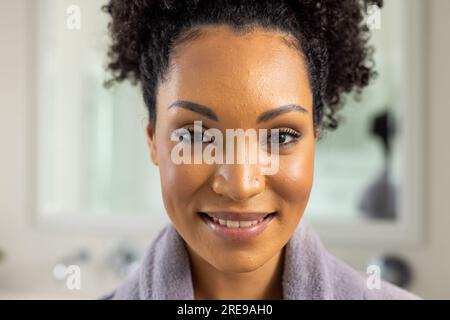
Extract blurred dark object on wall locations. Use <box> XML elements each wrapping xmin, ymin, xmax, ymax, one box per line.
<box><xmin>359</xmin><ymin>109</ymin><xmax>397</xmax><ymax>220</ymax></box>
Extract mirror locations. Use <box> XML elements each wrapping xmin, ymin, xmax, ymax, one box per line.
<box><xmin>309</xmin><ymin>0</ymin><xmax>404</xmax><ymax>223</ymax></box>
<box><xmin>34</xmin><ymin>0</ymin><xmax>425</xmax><ymax>244</ymax></box>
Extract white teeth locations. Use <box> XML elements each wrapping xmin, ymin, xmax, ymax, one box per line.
<box><xmin>239</xmin><ymin>220</ymin><xmax>253</xmax><ymax>228</ymax></box>
<box><xmin>209</xmin><ymin>216</ymin><xmax>264</xmax><ymax>228</ymax></box>
<box><xmin>227</xmin><ymin>220</ymin><xmax>240</xmax><ymax>228</ymax></box>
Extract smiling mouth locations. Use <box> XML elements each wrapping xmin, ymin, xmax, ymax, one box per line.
<box><xmin>198</xmin><ymin>211</ymin><xmax>276</xmax><ymax>229</ymax></box>
<box><xmin>198</xmin><ymin>211</ymin><xmax>276</xmax><ymax>241</ymax></box>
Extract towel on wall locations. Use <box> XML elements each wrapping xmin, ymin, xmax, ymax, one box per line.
<box><xmin>102</xmin><ymin>220</ymin><xmax>420</xmax><ymax>300</ymax></box>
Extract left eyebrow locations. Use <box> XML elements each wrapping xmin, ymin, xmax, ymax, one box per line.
<box><xmin>168</xmin><ymin>100</ymin><xmax>219</xmax><ymax>122</ymax></box>
<box><xmin>256</xmin><ymin>104</ymin><xmax>308</xmax><ymax>123</ymax></box>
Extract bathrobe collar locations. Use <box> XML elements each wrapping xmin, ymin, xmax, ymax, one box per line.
<box><xmin>108</xmin><ymin>219</ymin><xmax>419</xmax><ymax>300</ymax></box>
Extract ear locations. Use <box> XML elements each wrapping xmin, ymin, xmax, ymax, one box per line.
<box><xmin>146</xmin><ymin>123</ymin><xmax>159</xmax><ymax>166</ymax></box>
<box><xmin>313</xmin><ymin>127</ymin><xmax>321</xmax><ymax>142</ymax></box>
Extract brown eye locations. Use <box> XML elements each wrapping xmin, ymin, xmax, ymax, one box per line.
<box><xmin>187</xmin><ymin>128</ymin><xmax>215</xmax><ymax>144</ymax></box>
<box><xmin>268</xmin><ymin>128</ymin><xmax>301</xmax><ymax>147</ymax></box>
<box><xmin>278</xmin><ymin>133</ymin><xmax>289</xmax><ymax>144</ymax></box>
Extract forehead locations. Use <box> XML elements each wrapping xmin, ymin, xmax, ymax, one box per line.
<box><xmin>159</xmin><ymin>25</ymin><xmax>313</xmax><ymax>118</ymax></box>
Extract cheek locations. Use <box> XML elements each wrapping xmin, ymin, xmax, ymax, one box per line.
<box><xmin>160</xmin><ymin>163</ymin><xmax>211</xmax><ymax>200</ymax></box>
<box><xmin>157</xmin><ymin>143</ymin><xmax>213</xmax><ymax>216</ymax></box>
<box><xmin>271</xmin><ymin>143</ymin><xmax>315</xmax><ymax>209</ymax></box>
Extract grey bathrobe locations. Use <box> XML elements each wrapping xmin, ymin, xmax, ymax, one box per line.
<box><xmin>103</xmin><ymin>220</ymin><xmax>420</xmax><ymax>300</ymax></box>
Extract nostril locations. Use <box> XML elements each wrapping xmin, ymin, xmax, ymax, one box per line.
<box><xmin>210</xmin><ymin>174</ymin><xmax>226</xmax><ymax>195</ymax></box>
<box><xmin>210</xmin><ymin>166</ymin><xmax>266</xmax><ymax>199</ymax></box>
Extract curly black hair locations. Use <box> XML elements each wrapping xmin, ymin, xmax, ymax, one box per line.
<box><xmin>103</xmin><ymin>0</ymin><xmax>383</xmax><ymax>134</ymax></box>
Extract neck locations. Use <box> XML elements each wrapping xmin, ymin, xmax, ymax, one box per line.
<box><xmin>187</xmin><ymin>246</ymin><xmax>285</xmax><ymax>300</ymax></box>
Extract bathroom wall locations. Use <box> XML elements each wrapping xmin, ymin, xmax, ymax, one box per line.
<box><xmin>0</xmin><ymin>0</ymin><xmax>449</xmax><ymax>299</ymax></box>
<box><xmin>326</xmin><ymin>0</ymin><xmax>450</xmax><ymax>299</ymax></box>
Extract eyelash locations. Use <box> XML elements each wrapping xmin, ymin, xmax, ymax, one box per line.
<box><xmin>186</xmin><ymin>127</ymin><xmax>214</xmax><ymax>143</ymax></box>
<box><xmin>272</xmin><ymin>128</ymin><xmax>302</xmax><ymax>147</ymax></box>
<box><xmin>176</xmin><ymin>126</ymin><xmax>302</xmax><ymax>147</ymax></box>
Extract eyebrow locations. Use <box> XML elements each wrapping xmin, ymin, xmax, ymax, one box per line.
<box><xmin>169</xmin><ymin>101</ymin><xmax>219</xmax><ymax>121</ymax></box>
<box><xmin>168</xmin><ymin>100</ymin><xmax>308</xmax><ymax>123</ymax></box>
<box><xmin>256</xmin><ymin>104</ymin><xmax>308</xmax><ymax>123</ymax></box>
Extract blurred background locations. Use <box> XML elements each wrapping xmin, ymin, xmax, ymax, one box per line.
<box><xmin>0</xmin><ymin>0</ymin><xmax>449</xmax><ymax>299</ymax></box>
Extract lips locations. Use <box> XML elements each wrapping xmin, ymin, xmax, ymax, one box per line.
<box><xmin>198</xmin><ymin>211</ymin><xmax>276</xmax><ymax>242</ymax></box>
<box><xmin>203</xmin><ymin>211</ymin><xmax>271</xmax><ymax>221</ymax></box>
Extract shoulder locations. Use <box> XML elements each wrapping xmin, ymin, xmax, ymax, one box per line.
<box><xmin>99</xmin><ymin>224</ymin><xmax>176</xmax><ymax>300</ymax></box>
<box><xmin>325</xmin><ymin>252</ymin><xmax>421</xmax><ymax>300</ymax></box>
<box><xmin>284</xmin><ymin>220</ymin><xmax>421</xmax><ymax>300</ymax></box>
<box><xmin>99</xmin><ymin>270</ymin><xmax>141</xmax><ymax>300</ymax></box>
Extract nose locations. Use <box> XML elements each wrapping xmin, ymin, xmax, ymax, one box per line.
<box><xmin>210</xmin><ymin>163</ymin><xmax>266</xmax><ymax>202</ymax></box>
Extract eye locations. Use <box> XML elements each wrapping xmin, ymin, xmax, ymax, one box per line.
<box><xmin>267</xmin><ymin>128</ymin><xmax>302</xmax><ymax>147</ymax></box>
<box><xmin>173</xmin><ymin>126</ymin><xmax>215</xmax><ymax>144</ymax></box>
<box><xmin>187</xmin><ymin>128</ymin><xmax>215</xmax><ymax>144</ymax></box>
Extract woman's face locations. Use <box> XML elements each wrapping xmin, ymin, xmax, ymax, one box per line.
<box><xmin>147</xmin><ymin>25</ymin><xmax>316</xmax><ymax>273</ymax></box>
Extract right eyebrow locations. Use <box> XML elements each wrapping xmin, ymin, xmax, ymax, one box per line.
<box><xmin>256</xmin><ymin>104</ymin><xmax>308</xmax><ymax>123</ymax></box>
<box><xmin>168</xmin><ymin>100</ymin><xmax>219</xmax><ymax>122</ymax></box>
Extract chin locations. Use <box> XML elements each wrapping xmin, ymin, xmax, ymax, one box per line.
<box><xmin>208</xmin><ymin>251</ymin><xmax>272</xmax><ymax>274</ymax></box>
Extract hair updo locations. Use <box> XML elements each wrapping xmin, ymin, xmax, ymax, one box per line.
<box><xmin>103</xmin><ymin>0</ymin><xmax>383</xmax><ymax>134</ymax></box>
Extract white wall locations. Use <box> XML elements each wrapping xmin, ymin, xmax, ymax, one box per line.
<box><xmin>0</xmin><ymin>2</ymin><xmax>149</xmax><ymax>299</ymax></box>
<box><xmin>326</xmin><ymin>0</ymin><xmax>450</xmax><ymax>299</ymax></box>
<box><xmin>0</xmin><ymin>0</ymin><xmax>449</xmax><ymax>299</ymax></box>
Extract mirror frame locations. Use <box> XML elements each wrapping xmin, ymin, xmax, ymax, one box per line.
<box><xmin>311</xmin><ymin>0</ymin><xmax>426</xmax><ymax>246</ymax></box>
<box><xmin>29</xmin><ymin>0</ymin><xmax>426</xmax><ymax>246</ymax></box>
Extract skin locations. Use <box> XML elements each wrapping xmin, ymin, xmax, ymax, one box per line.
<box><xmin>146</xmin><ymin>24</ymin><xmax>317</xmax><ymax>300</ymax></box>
